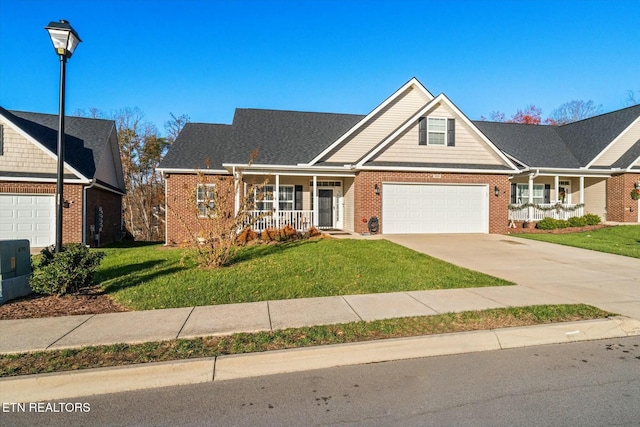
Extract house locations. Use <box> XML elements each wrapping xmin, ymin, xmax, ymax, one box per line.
<box><xmin>0</xmin><ymin>107</ymin><xmax>126</xmax><ymax>248</ymax></box>
<box><xmin>158</xmin><ymin>78</ymin><xmax>640</xmax><ymax>244</ymax></box>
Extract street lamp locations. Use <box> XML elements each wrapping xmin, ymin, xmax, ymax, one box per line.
<box><xmin>45</xmin><ymin>20</ymin><xmax>81</xmax><ymax>252</ymax></box>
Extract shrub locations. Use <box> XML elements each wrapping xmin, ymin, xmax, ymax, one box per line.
<box><xmin>30</xmin><ymin>244</ymin><xmax>105</xmax><ymax>296</ymax></box>
<box><xmin>583</xmin><ymin>213</ymin><xmax>601</xmax><ymax>226</ymax></box>
<box><xmin>568</xmin><ymin>216</ymin><xmax>588</xmax><ymax>227</ymax></box>
<box><xmin>261</xmin><ymin>228</ymin><xmax>279</xmax><ymax>242</ymax></box>
<box><xmin>306</xmin><ymin>226</ymin><xmax>321</xmax><ymax>238</ymax></box>
<box><xmin>278</xmin><ymin>225</ymin><xmax>298</xmax><ymax>242</ymax></box>
<box><xmin>536</xmin><ymin>217</ymin><xmax>558</xmax><ymax>230</ymax></box>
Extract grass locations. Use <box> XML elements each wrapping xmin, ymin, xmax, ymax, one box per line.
<box><xmin>0</xmin><ymin>304</ymin><xmax>611</xmax><ymax>377</ymax></box>
<box><xmin>516</xmin><ymin>225</ymin><xmax>640</xmax><ymax>259</ymax></box>
<box><xmin>96</xmin><ymin>239</ymin><xmax>513</xmax><ymax>310</ymax></box>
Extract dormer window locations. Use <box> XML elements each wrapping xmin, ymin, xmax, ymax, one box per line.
<box><xmin>418</xmin><ymin>117</ymin><xmax>455</xmax><ymax>146</ymax></box>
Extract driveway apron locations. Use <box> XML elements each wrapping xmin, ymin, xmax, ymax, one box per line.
<box><xmin>384</xmin><ymin>234</ymin><xmax>640</xmax><ymax>320</ymax></box>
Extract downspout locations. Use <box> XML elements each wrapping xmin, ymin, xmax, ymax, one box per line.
<box><xmin>82</xmin><ymin>179</ymin><xmax>97</xmax><ymax>247</ymax></box>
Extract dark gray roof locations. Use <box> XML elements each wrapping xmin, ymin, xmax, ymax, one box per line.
<box><xmin>1</xmin><ymin>107</ymin><xmax>116</xmax><ymax>180</ymax></box>
<box><xmin>159</xmin><ymin>123</ymin><xmax>232</xmax><ymax>170</ymax></box>
<box><xmin>474</xmin><ymin>104</ymin><xmax>640</xmax><ymax>169</ymax></box>
<box><xmin>473</xmin><ymin>121</ymin><xmax>581</xmax><ymax>168</ymax></box>
<box><xmin>555</xmin><ymin>104</ymin><xmax>640</xmax><ymax>165</ymax></box>
<box><xmin>160</xmin><ymin>109</ymin><xmax>364</xmax><ymax>169</ymax></box>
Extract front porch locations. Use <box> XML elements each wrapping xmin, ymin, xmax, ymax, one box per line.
<box><xmin>508</xmin><ymin>172</ymin><xmax>607</xmax><ymax>222</ymax></box>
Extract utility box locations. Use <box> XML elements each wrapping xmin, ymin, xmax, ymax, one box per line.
<box><xmin>0</xmin><ymin>239</ymin><xmax>32</xmax><ymax>304</ymax></box>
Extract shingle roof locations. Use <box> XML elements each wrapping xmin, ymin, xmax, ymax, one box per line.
<box><xmin>159</xmin><ymin>109</ymin><xmax>364</xmax><ymax>169</ymax></box>
<box><xmin>1</xmin><ymin>107</ymin><xmax>116</xmax><ymax>180</ymax></box>
<box><xmin>473</xmin><ymin>121</ymin><xmax>582</xmax><ymax>168</ymax></box>
<box><xmin>611</xmin><ymin>139</ymin><xmax>640</xmax><ymax>169</ymax></box>
<box><xmin>474</xmin><ymin>104</ymin><xmax>640</xmax><ymax>169</ymax></box>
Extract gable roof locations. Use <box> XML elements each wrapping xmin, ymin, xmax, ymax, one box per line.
<box><xmin>0</xmin><ymin>107</ymin><xmax>121</xmax><ymax>186</ymax></box>
<box><xmin>159</xmin><ymin>109</ymin><xmax>364</xmax><ymax>170</ymax></box>
<box><xmin>474</xmin><ymin>103</ymin><xmax>640</xmax><ymax>170</ymax></box>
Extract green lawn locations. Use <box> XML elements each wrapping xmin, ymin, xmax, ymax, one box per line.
<box><xmin>96</xmin><ymin>239</ymin><xmax>513</xmax><ymax>310</ymax></box>
<box><xmin>516</xmin><ymin>225</ymin><xmax>640</xmax><ymax>258</ymax></box>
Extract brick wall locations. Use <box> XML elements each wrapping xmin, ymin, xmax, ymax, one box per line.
<box><xmin>0</xmin><ymin>181</ymin><xmax>84</xmax><ymax>244</ymax></box>
<box><xmin>606</xmin><ymin>173</ymin><xmax>640</xmax><ymax>223</ymax></box>
<box><xmin>165</xmin><ymin>173</ymin><xmax>235</xmax><ymax>245</ymax></box>
<box><xmin>85</xmin><ymin>187</ymin><xmax>123</xmax><ymax>246</ymax></box>
<box><xmin>353</xmin><ymin>171</ymin><xmax>510</xmax><ymax>234</ymax></box>
<box><xmin>0</xmin><ymin>181</ymin><xmax>123</xmax><ymax>245</ymax></box>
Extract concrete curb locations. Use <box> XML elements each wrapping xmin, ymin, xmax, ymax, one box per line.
<box><xmin>2</xmin><ymin>316</ymin><xmax>639</xmax><ymax>403</ymax></box>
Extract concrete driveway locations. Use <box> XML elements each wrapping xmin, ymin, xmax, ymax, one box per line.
<box><xmin>384</xmin><ymin>234</ymin><xmax>640</xmax><ymax>320</ymax></box>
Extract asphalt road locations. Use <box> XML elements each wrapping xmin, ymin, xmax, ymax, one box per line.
<box><xmin>3</xmin><ymin>336</ymin><xmax>639</xmax><ymax>427</ymax></box>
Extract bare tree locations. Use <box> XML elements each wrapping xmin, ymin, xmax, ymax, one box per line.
<box><xmin>550</xmin><ymin>100</ymin><xmax>602</xmax><ymax>125</ymax></box>
<box><xmin>626</xmin><ymin>90</ymin><xmax>639</xmax><ymax>106</ymax></box>
<box><xmin>165</xmin><ymin>113</ymin><xmax>190</xmax><ymax>144</ymax></box>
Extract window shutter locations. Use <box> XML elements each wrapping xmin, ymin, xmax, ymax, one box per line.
<box><xmin>418</xmin><ymin>117</ymin><xmax>426</xmax><ymax>145</ymax></box>
<box><xmin>295</xmin><ymin>185</ymin><xmax>303</xmax><ymax>210</ymax></box>
<box><xmin>544</xmin><ymin>184</ymin><xmax>551</xmax><ymax>203</ymax></box>
<box><xmin>447</xmin><ymin>119</ymin><xmax>455</xmax><ymax>146</ymax></box>
<box><xmin>510</xmin><ymin>183</ymin><xmax>517</xmax><ymax>204</ymax></box>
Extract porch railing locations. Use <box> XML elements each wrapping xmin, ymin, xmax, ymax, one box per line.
<box><xmin>246</xmin><ymin>210</ymin><xmax>314</xmax><ymax>232</ymax></box>
<box><xmin>508</xmin><ymin>204</ymin><xmax>584</xmax><ymax>221</ymax></box>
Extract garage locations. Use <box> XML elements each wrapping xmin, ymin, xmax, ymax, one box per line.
<box><xmin>0</xmin><ymin>194</ymin><xmax>55</xmax><ymax>247</ymax></box>
<box><xmin>382</xmin><ymin>183</ymin><xmax>489</xmax><ymax>234</ymax></box>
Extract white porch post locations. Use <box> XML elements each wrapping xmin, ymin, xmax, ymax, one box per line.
<box><xmin>554</xmin><ymin>175</ymin><xmax>559</xmax><ymax>203</ymax></box>
<box><xmin>233</xmin><ymin>166</ymin><xmax>240</xmax><ymax>215</ymax></box>
<box><xmin>579</xmin><ymin>176</ymin><xmax>585</xmax><ymax>204</ymax></box>
<box><xmin>528</xmin><ymin>173</ymin><xmax>534</xmax><ymax>221</ymax></box>
<box><xmin>313</xmin><ymin>175</ymin><xmax>319</xmax><ymax>227</ymax></box>
<box><xmin>274</xmin><ymin>174</ymin><xmax>280</xmax><ymax>229</ymax></box>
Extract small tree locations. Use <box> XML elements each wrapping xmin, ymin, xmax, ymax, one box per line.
<box><xmin>167</xmin><ymin>153</ymin><xmax>270</xmax><ymax>268</ymax></box>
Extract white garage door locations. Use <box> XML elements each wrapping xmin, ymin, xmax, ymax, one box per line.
<box><xmin>382</xmin><ymin>183</ymin><xmax>489</xmax><ymax>234</ymax></box>
<box><xmin>0</xmin><ymin>194</ymin><xmax>55</xmax><ymax>247</ymax></box>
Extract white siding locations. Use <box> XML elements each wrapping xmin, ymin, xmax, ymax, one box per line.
<box><xmin>324</xmin><ymin>87</ymin><xmax>431</xmax><ymax>163</ymax></box>
<box><xmin>375</xmin><ymin>103</ymin><xmax>507</xmax><ymax>166</ymax></box>
<box><xmin>593</xmin><ymin>120</ymin><xmax>640</xmax><ymax>167</ymax></box>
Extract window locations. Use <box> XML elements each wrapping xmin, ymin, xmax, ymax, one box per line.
<box><xmin>418</xmin><ymin>117</ymin><xmax>455</xmax><ymax>146</ymax></box>
<box><xmin>255</xmin><ymin>185</ymin><xmax>295</xmax><ymax>211</ymax></box>
<box><xmin>196</xmin><ymin>184</ymin><xmax>215</xmax><ymax>217</ymax></box>
<box><xmin>514</xmin><ymin>184</ymin><xmax>550</xmax><ymax>204</ymax></box>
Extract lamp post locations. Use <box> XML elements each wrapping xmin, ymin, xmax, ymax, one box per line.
<box><xmin>45</xmin><ymin>20</ymin><xmax>81</xmax><ymax>253</ymax></box>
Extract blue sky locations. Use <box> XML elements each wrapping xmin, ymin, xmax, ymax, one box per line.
<box><xmin>1</xmin><ymin>0</ymin><xmax>639</xmax><ymax>136</ymax></box>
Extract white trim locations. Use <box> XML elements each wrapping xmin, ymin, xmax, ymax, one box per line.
<box><xmin>307</xmin><ymin>78</ymin><xmax>434</xmax><ymax>166</ymax></box>
<box><xmin>626</xmin><ymin>155</ymin><xmax>640</xmax><ymax>172</ymax></box>
<box><xmin>356</xmin><ymin>93</ymin><xmax>519</xmax><ymax>171</ymax></box>
<box><xmin>586</xmin><ymin>115</ymin><xmax>640</xmax><ymax>168</ymax></box>
<box><xmin>157</xmin><ymin>167</ymin><xmax>229</xmax><ymax>175</ymax></box>
<box><xmin>358</xmin><ymin>165</ymin><xmax>515</xmax><ymax>174</ymax></box>
<box><xmin>0</xmin><ymin>176</ymin><xmax>90</xmax><ymax>184</ymax></box>
<box><xmin>0</xmin><ymin>111</ymin><xmax>89</xmax><ymax>181</ymax></box>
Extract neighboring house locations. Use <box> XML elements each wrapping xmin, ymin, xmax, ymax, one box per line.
<box><xmin>158</xmin><ymin>78</ymin><xmax>640</xmax><ymax>244</ymax></box>
<box><xmin>0</xmin><ymin>107</ymin><xmax>126</xmax><ymax>248</ymax></box>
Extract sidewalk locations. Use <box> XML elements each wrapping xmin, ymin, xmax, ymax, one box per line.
<box><xmin>0</xmin><ymin>285</ymin><xmax>589</xmax><ymax>354</ymax></box>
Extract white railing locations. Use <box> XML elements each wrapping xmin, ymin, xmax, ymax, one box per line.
<box><xmin>508</xmin><ymin>204</ymin><xmax>584</xmax><ymax>221</ymax></box>
<box><xmin>246</xmin><ymin>210</ymin><xmax>314</xmax><ymax>232</ymax></box>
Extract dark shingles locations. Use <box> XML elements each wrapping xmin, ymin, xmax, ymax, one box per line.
<box><xmin>555</xmin><ymin>104</ymin><xmax>640</xmax><ymax>165</ymax></box>
<box><xmin>473</xmin><ymin>121</ymin><xmax>582</xmax><ymax>168</ymax></box>
<box><xmin>611</xmin><ymin>139</ymin><xmax>640</xmax><ymax>169</ymax></box>
<box><xmin>2</xmin><ymin>107</ymin><xmax>115</xmax><ymax>180</ymax></box>
<box><xmin>159</xmin><ymin>123</ymin><xmax>232</xmax><ymax>170</ymax></box>
<box><xmin>160</xmin><ymin>109</ymin><xmax>364</xmax><ymax>169</ymax></box>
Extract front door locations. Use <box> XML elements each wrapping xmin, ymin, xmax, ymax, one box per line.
<box><xmin>318</xmin><ymin>189</ymin><xmax>333</xmax><ymax>228</ymax></box>
<box><xmin>559</xmin><ymin>180</ymin><xmax>571</xmax><ymax>204</ymax></box>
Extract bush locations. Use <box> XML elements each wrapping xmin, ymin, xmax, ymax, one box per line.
<box><xmin>568</xmin><ymin>216</ymin><xmax>588</xmax><ymax>227</ymax></box>
<box><xmin>536</xmin><ymin>217</ymin><xmax>559</xmax><ymax>230</ymax></box>
<box><xmin>583</xmin><ymin>213</ymin><xmax>601</xmax><ymax>225</ymax></box>
<box><xmin>236</xmin><ymin>228</ymin><xmax>258</xmax><ymax>245</ymax></box>
<box><xmin>30</xmin><ymin>244</ymin><xmax>106</xmax><ymax>296</ymax></box>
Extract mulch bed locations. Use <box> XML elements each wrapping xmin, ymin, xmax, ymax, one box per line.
<box><xmin>0</xmin><ymin>286</ymin><xmax>128</xmax><ymax>320</ymax></box>
<box><xmin>506</xmin><ymin>223</ymin><xmax>610</xmax><ymax>234</ymax></box>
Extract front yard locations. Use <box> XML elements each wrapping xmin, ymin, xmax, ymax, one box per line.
<box><xmin>96</xmin><ymin>239</ymin><xmax>513</xmax><ymax>310</ymax></box>
<box><xmin>516</xmin><ymin>225</ymin><xmax>640</xmax><ymax>259</ymax></box>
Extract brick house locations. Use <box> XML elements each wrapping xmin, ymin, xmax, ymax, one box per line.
<box><xmin>0</xmin><ymin>107</ymin><xmax>126</xmax><ymax>248</ymax></box>
<box><xmin>158</xmin><ymin>78</ymin><xmax>640</xmax><ymax>244</ymax></box>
